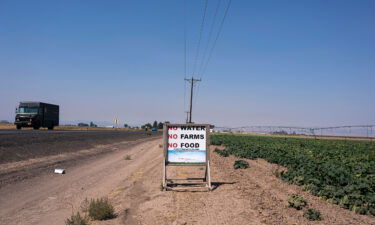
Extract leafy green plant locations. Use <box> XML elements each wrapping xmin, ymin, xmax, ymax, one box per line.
<box><xmin>233</xmin><ymin>160</ymin><xmax>249</xmax><ymax>169</ymax></box>
<box><xmin>65</xmin><ymin>212</ymin><xmax>89</xmax><ymax>225</ymax></box>
<box><xmin>214</xmin><ymin>148</ymin><xmax>230</xmax><ymax>157</ymax></box>
<box><xmin>352</xmin><ymin>205</ymin><xmax>368</xmax><ymax>215</ymax></box>
<box><xmin>211</xmin><ymin>134</ymin><xmax>375</xmax><ymax>215</ymax></box>
<box><xmin>88</xmin><ymin>197</ymin><xmax>116</xmax><ymax>220</ymax></box>
<box><xmin>303</xmin><ymin>209</ymin><xmax>322</xmax><ymax>221</ymax></box>
<box><xmin>288</xmin><ymin>194</ymin><xmax>307</xmax><ymax>210</ymax></box>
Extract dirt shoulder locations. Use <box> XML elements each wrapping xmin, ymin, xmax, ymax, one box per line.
<box><xmin>0</xmin><ymin>137</ymin><xmax>162</xmax><ymax>225</ymax></box>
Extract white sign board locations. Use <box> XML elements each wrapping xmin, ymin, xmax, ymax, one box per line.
<box><xmin>167</xmin><ymin>125</ymin><xmax>207</xmax><ymax>164</ymax></box>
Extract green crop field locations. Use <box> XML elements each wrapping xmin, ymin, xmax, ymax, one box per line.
<box><xmin>211</xmin><ymin>134</ymin><xmax>375</xmax><ymax>216</ymax></box>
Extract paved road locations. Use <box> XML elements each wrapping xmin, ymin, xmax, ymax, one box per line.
<box><xmin>0</xmin><ymin>129</ymin><xmax>153</xmax><ymax>134</ymax></box>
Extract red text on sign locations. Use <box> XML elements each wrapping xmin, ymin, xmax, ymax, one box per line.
<box><xmin>168</xmin><ymin>143</ymin><xmax>178</xmax><ymax>148</ymax></box>
<box><xmin>168</xmin><ymin>134</ymin><xmax>178</xmax><ymax>139</ymax></box>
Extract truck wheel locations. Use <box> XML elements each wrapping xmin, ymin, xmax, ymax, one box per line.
<box><xmin>16</xmin><ymin>125</ymin><xmax>21</xmax><ymax>130</ymax></box>
<box><xmin>48</xmin><ymin>126</ymin><xmax>54</xmax><ymax>130</ymax></box>
<box><xmin>33</xmin><ymin>126</ymin><xmax>40</xmax><ymax>130</ymax></box>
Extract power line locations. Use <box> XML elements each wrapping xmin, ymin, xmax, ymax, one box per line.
<box><xmin>183</xmin><ymin>0</ymin><xmax>188</xmax><ymax>114</ymax></box>
<box><xmin>200</xmin><ymin>0</ymin><xmax>232</xmax><ymax>78</ymax></box>
<box><xmin>193</xmin><ymin>80</ymin><xmax>201</xmax><ymax>108</ymax></box>
<box><xmin>190</xmin><ymin>0</ymin><xmax>223</xmax><ymax>110</ymax></box>
<box><xmin>192</xmin><ymin>0</ymin><xmax>209</xmax><ymax>76</ymax></box>
<box><xmin>184</xmin><ymin>0</ymin><xmax>188</xmax><ymax>79</ymax></box>
<box><xmin>182</xmin><ymin>0</ymin><xmax>232</xmax><ymax>122</ymax></box>
<box><xmin>198</xmin><ymin>0</ymin><xmax>223</xmax><ymax>76</ymax></box>
<box><xmin>193</xmin><ymin>0</ymin><xmax>231</xmax><ymax>117</ymax></box>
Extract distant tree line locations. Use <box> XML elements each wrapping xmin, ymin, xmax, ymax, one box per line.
<box><xmin>123</xmin><ymin>124</ymin><xmax>140</xmax><ymax>129</ymax></box>
<box><xmin>77</xmin><ymin>122</ymin><xmax>97</xmax><ymax>127</ymax></box>
<box><xmin>75</xmin><ymin>121</ymin><xmax>169</xmax><ymax>130</ymax></box>
<box><xmin>272</xmin><ymin>130</ymin><xmax>297</xmax><ymax>135</ymax></box>
<box><xmin>141</xmin><ymin>121</ymin><xmax>169</xmax><ymax>130</ymax></box>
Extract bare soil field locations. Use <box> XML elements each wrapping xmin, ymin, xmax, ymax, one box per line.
<box><xmin>0</xmin><ymin>130</ymin><xmax>160</xmax><ymax>186</ymax></box>
<box><xmin>1</xmin><ymin>136</ymin><xmax>374</xmax><ymax>225</ymax></box>
<box><xmin>0</xmin><ymin>130</ymin><xmax>159</xmax><ymax>164</ymax></box>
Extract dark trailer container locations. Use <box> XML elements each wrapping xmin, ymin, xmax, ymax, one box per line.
<box><xmin>15</xmin><ymin>102</ymin><xmax>59</xmax><ymax>130</ymax></box>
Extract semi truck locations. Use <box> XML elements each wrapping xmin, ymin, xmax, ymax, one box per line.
<box><xmin>15</xmin><ymin>102</ymin><xmax>59</xmax><ymax>130</ymax></box>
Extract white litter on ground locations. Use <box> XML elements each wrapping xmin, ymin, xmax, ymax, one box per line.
<box><xmin>54</xmin><ymin>169</ymin><xmax>65</xmax><ymax>174</ymax></box>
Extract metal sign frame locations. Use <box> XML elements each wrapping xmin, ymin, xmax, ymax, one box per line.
<box><xmin>162</xmin><ymin>123</ymin><xmax>212</xmax><ymax>191</ymax></box>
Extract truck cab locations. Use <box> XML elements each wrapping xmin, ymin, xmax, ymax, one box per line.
<box><xmin>15</xmin><ymin>102</ymin><xmax>59</xmax><ymax>130</ymax></box>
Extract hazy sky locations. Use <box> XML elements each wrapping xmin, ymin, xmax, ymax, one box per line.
<box><xmin>1</xmin><ymin>0</ymin><xmax>374</xmax><ymax>127</ymax></box>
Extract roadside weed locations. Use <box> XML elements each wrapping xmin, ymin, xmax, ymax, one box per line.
<box><xmin>288</xmin><ymin>194</ymin><xmax>307</xmax><ymax>210</ymax></box>
<box><xmin>233</xmin><ymin>160</ymin><xmax>249</xmax><ymax>169</ymax></box>
<box><xmin>88</xmin><ymin>197</ymin><xmax>116</xmax><ymax>220</ymax></box>
<box><xmin>303</xmin><ymin>209</ymin><xmax>322</xmax><ymax>221</ymax></box>
<box><xmin>65</xmin><ymin>212</ymin><xmax>89</xmax><ymax>225</ymax></box>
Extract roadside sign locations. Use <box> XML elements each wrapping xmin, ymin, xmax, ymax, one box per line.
<box><xmin>167</xmin><ymin>125</ymin><xmax>207</xmax><ymax>164</ymax></box>
<box><xmin>163</xmin><ymin>123</ymin><xmax>211</xmax><ymax>191</ymax></box>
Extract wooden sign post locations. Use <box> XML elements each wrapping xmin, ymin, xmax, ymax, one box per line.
<box><xmin>162</xmin><ymin>123</ymin><xmax>211</xmax><ymax>191</ymax></box>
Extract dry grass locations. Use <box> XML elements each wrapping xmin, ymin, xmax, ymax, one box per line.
<box><xmin>88</xmin><ymin>197</ymin><xmax>116</xmax><ymax>220</ymax></box>
<box><xmin>0</xmin><ymin>124</ymin><xmax>14</xmax><ymax>129</ymax></box>
<box><xmin>65</xmin><ymin>212</ymin><xmax>89</xmax><ymax>225</ymax></box>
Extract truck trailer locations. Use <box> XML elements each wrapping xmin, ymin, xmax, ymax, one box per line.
<box><xmin>15</xmin><ymin>102</ymin><xmax>59</xmax><ymax>130</ymax></box>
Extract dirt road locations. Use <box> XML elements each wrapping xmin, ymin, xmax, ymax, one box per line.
<box><xmin>1</xmin><ymin>137</ymin><xmax>374</xmax><ymax>225</ymax></box>
<box><xmin>0</xmin><ymin>136</ymin><xmax>161</xmax><ymax>225</ymax></box>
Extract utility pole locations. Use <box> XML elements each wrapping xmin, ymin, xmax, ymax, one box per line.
<box><xmin>185</xmin><ymin>76</ymin><xmax>201</xmax><ymax>123</ymax></box>
<box><xmin>185</xmin><ymin>111</ymin><xmax>190</xmax><ymax>123</ymax></box>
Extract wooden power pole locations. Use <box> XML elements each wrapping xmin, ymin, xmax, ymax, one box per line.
<box><xmin>185</xmin><ymin>77</ymin><xmax>201</xmax><ymax>123</ymax></box>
